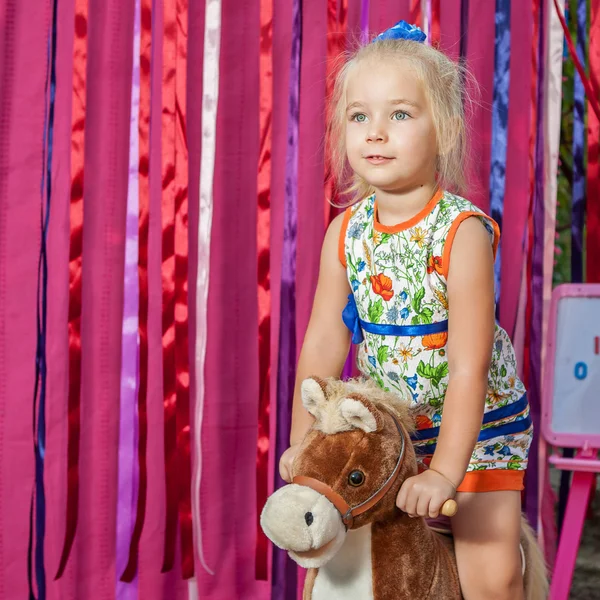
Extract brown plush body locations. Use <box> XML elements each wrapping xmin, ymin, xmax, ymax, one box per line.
<box><xmin>302</xmin><ymin>518</ymin><xmax>461</xmax><ymax>600</ymax></box>
<box><xmin>261</xmin><ymin>377</ymin><xmax>547</xmax><ymax>600</ymax></box>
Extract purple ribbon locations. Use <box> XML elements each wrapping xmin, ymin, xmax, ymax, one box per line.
<box><xmin>571</xmin><ymin>0</ymin><xmax>586</xmax><ymax>282</ymax></box>
<box><xmin>525</xmin><ymin>0</ymin><xmax>546</xmax><ymax>526</ymax></box>
<box><xmin>29</xmin><ymin>1</ymin><xmax>58</xmax><ymax>595</ymax></box>
<box><xmin>460</xmin><ymin>0</ymin><xmax>469</xmax><ymax>63</ymax></box>
<box><xmin>271</xmin><ymin>0</ymin><xmax>301</xmax><ymax>597</ymax></box>
<box><xmin>116</xmin><ymin>0</ymin><xmax>141</xmax><ymax>595</ymax></box>
<box><xmin>360</xmin><ymin>0</ymin><xmax>370</xmax><ymax>44</ymax></box>
<box><xmin>489</xmin><ymin>0</ymin><xmax>511</xmax><ymax>313</ymax></box>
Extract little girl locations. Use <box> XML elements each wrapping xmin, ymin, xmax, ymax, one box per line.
<box><xmin>279</xmin><ymin>21</ymin><xmax>532</xmax><ymax>600</ymax></box>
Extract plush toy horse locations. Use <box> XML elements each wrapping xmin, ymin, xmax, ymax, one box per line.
<box><xmin>261</xmin><ymin>377</ymin><xmax>548</xmax><ymax>600</ymax></box>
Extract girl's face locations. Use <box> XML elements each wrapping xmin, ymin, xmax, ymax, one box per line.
<box><xmin>344</xmin><ymin>58</ymin><xmax>438</xmax><ymax>193</ymax></box>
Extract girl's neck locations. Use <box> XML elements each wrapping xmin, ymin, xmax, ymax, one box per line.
<box><xmin>374</xmin><ymin>181</ymin><xmax>438</xmax><ymax>227</ymax></box>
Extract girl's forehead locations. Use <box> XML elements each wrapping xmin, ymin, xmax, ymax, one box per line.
<box><xmin>345</xmin><ymin>59</ymin><xmax>425</xmax><ymax>106</ymax></box>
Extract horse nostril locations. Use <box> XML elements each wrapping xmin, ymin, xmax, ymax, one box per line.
<box><xmin>304</xmin><ymin>512</ymin><xmax>314</xmax><ymax>526</ymax></box>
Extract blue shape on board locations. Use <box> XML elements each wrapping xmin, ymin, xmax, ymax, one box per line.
<box><xmin>574</xmin><ymin>362</ymin><xmax>588</xmax><ymax>380</ymax></box>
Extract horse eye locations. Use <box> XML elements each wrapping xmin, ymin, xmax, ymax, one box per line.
<box><xmin>348</xmin><ymin>470</ymin><xmax>365</xmax><ymax>487</ymax></box>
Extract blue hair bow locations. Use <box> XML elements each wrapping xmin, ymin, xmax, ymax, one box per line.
<box><xmin>373</xmin><ymin>20</ymin><xmax>426</xmax><ymax>44</ymax></box>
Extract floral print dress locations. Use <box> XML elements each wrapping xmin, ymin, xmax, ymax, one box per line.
<box><xmin>340</xmin><ymin>188</ymin><xmax>532</xmax><ymax>492</ymax></box>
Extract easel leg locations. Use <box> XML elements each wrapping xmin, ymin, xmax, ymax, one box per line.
<box><xmin>557</xmin><ymin>449</ymin><xmax>574</xmax><ymax>532</ymax></box>
<box><xmin>549</xmin><ymin>471</ymin><xmax>595</xmax><ymax>600</ymax></box>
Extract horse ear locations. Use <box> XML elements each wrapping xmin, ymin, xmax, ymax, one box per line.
<box><xmin>339</xmin><ymin>395</ymin><xmax>384</xmax><ymax>433</ymax></box>
<box><xmin>300</xmin><ymin>377</ymin><xmax>329</xmax><ymax>419</ymax></box>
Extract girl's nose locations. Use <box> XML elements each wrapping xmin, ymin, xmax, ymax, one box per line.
<box><xmin>366</xmin><ymin>121</ymin><xmax>388</xmax><ymax>143</ymax></box>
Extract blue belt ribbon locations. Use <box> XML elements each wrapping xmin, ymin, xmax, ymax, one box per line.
<box><xmin>411</xmin><ymin>394</ymin><xmax>529</xmax><ymax>442</ymax></box>
<box><xmin>414</xmin><ymin>416</ymin><xmax>532</xmax><ymax>455</ymax></box>
<box><xmin>342</xmin><ymin>293</ymin><xmax>448</xmax><ymax>344</ymax></box>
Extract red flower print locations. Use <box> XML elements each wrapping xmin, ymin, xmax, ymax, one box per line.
<box><xmin>416</xmin><ymin>415</ymin><xmax>434</xmax><ymax>430</ymax></box>
<box><xmin>427</xmin><ymin>255</ymin><xmax>443</xmax><ymax>275</ymax></box>
<box><xmin>370</xmin><ymin>273</ymin><xmax>394</xmax><ymax>301</ymax></box>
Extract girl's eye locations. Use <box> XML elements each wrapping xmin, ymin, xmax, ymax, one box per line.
<box><xmin>392</xmin><ymin>111</ymin><xmax>409</xmax><ymax>121</ymax></box>
<box><xmin>352</xmin><ymin>113</ymin><xmax>367</xmax><ymax>123</ymax></box>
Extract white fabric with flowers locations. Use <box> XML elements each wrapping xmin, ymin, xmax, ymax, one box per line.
<box><xmin>340</xmin><ymin>189</ymin><xmax>532</xmax><ymax>475</ymax></box>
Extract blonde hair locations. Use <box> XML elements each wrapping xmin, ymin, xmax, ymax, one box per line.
<box><xmin>327</xmin><ymin>38</ymin><xmax>474</xmax><ymax>206</ymax></box>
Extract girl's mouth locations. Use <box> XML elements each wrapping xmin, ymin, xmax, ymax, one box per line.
<box><xmin>365</xmin><ymin>155</ymin><xmax>394</xmax><ymax>165</ymax></box>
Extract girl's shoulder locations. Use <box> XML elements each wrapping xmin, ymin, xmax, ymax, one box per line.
<box><xmin>348</xmin><ymin>193</ymin><xmax>376</xmax><ymax>220</ymax></box>
<box><xmin>435</xmin><ymin>191</ymin><xmax>500</xmax><ymax>277</ymax></box>
<box><xmin>337</xmin><ymin>194</ymin><xmax>375</xmax><ymax>267</ymax></box>
<box><xmin>343</xmin><ymin>194</ymin><xmax>376</xmax><ymax>235</ymax></box>
<box><xmin>437</xmin><ymin>191</ymin><xmax>487</xmax><ymax>218</ymax></box>
<box><xmin>435</xmin><ymin>191</ymin><xmax>498</xmax><ymax>238</ymax></box>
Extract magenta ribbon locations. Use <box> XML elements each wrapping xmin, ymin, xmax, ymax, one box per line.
<box><xmin>341</xmin><ymin>0</ymin><xmax>369</xmax><ymax>380</ymax></box>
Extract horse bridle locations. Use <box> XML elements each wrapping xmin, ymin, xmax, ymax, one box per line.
<box><xmin>292</xmin><ymin>409</ymin><xmax>406</xmax><ymax>529</ymax></box>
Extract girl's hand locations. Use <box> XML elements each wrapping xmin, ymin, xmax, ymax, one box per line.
<box><xmin>279</xmin><ymin>443</ymin><xmax>302</xmax><ymax>483</ymax></box>
<box><xmin>396</xmin><ymin>469</ymin><xmax>457</xmax><ymax>518</ymax></box>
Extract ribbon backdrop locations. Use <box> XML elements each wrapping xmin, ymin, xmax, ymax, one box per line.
<box><xmin>0</xmin><ymin>0</ymin><xmax>591</xmax><ymax>598</ymax></box>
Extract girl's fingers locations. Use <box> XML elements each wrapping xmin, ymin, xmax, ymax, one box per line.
<box><xmin>404</xmin><ymin>487</ymin><xmax>419</xmax><ymax>517</ymax></box>
<box><xmin>396</xmin><ymin>480</ymin><xmax>409</xmax><ymax>511</ymax></box>
<box><xmin>416</xmin><ymin>493</ymin><xmax>431</xmax><ymax>518</ymax></box>
<box><xmin>428</xmin><ymin>495</ymin><xmax>445</xmax><ymax>519</ymax></box>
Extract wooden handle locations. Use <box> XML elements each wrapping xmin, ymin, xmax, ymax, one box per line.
<box><xmin>440</xmin><ymin>499</ymin><xmax>458</xmax><ymax>517</ymax></box>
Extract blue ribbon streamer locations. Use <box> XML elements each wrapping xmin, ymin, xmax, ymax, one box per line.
<box><xmin>489</xmin><ymin>0</ymin><xmax>511</xmax><ymax>314</ymax></box>
<box><xmin>571</xmin><ymin>0</ymin><xmax>586</xmax><ymax>282</ymax></box>
<box><xmin>342</xmin><ymin>294</ymin><xmax>448</xmax><ymax>344</ymax></box>
<box><xmin>28</xmin><ymin>1</ymin><xmax>57</xmax><ymax>598</ymax></box>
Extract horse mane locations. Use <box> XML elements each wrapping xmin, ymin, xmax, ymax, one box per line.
<box><xmin>322</xmin><ymin>377</ymin><xmax>416</xmax><ymax>435</ymax></box>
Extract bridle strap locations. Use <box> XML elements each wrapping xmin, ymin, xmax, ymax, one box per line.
<box><xmin>292</xmin><ymin>410</ymin><xmax>406</xmax><ymax>529</ymax></box>
<box><xmin>292</xmin><ymin>476</ymin><xmax>353</xmax><ymax>525</ymax></box>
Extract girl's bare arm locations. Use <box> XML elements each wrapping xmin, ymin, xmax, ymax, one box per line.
<box><xmin>289</xmin><ymin>212</ymin><xmax>352</xmax><ymax>445</ymax></box>
<box><xmin>430</xmin><ymin>217</ymin><xmax>495</xmax><ymax>486</ymax></box>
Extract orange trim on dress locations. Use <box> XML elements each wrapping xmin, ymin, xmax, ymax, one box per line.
<box><xmin>373</xmin><ymin>188</ymin><xmax>444</xmax><ymax>233</ymax></box>
<box><xmin>338</xmin><ymin>206</ymin><xmax>353</xmax><ymax>267</ymax></box>
<box><xmin>457</xmin><ymin>469</ymin><xmax>525</xmax><ymax>493</ymax></box>
<box><xmin>441</xmin><ymin>211</ymin><xmax>500</xmax><ymax>279</ymax></box>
